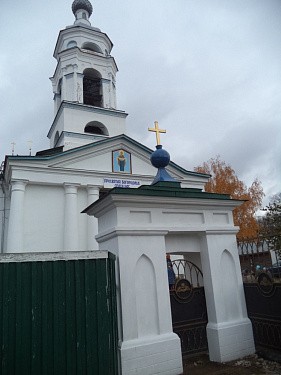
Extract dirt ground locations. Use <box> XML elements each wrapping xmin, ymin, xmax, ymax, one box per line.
<box><xmin>182</xmin><ymin>354</ymin><xmax>281</xmax><ymax>375</ymax></box>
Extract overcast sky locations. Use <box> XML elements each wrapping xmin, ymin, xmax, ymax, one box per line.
<box><xmin>1</xmin><ymin>0</ymin><xmax>280</xmax><ymax>206</ymax></box>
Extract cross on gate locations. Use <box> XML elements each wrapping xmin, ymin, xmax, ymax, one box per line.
<box><xmin>148</xmin><ymin>121</ymin><xmax>166</xmax><ymax>146</ymax></box>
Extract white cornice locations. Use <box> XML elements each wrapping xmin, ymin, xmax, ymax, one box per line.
<box><xmin>0</xmin><ymin>251</ymin><xmax>107</xmax><ymax>263</ymax></box>
<box><xmin>48</xmin><ymin>101</ymin><xmax>128</xmax><ymax>139</ymax></box>
<box><xmin>95</xmin><ymin>226</ymin><xmax>239</xmax><ymax>243</ymax></box>
<box><xmin>96</xmin><ymin>228</ymin><xmax>170</xmax><ymax>242</ymax></box>
<box><xmin>89</xmin><ymin>194</ymin><xmax>243</xmax><ymax>218</ymax></box>
<box><xmin>5</xmin><ymin>165</ymin><xmax>154</xmax><ymax>187</ymax></box>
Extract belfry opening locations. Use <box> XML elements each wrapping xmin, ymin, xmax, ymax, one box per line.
<box><xmin>83</xmin><ymin>68</ymin><xmax>102</xmax><ymax>107</ymax></box>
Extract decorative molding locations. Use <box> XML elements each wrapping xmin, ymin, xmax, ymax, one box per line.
<box><xmin>96</xmin><ymin>228</ymin><xmax>169</xmax><ymax>243</ymax></box>
<box><xmin>0</xmin><ymin>251</ymin><xmax>107</xmax><ymax>263</ymax></box>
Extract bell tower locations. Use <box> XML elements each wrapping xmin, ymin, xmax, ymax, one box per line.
<box><xmin>48</xmin><ymin>0</ymin><xmax>128</xmax><ymax>151</ymax></box>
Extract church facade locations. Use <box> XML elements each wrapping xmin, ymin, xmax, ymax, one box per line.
<box><xmin>0</xmin><ymin>0</ymin><xmax>209</xmax><ymax>254</ymax></box>
<box><xmin>0</xmin><ymin>2</ymin><xmax>257</xmax><ymax>373</ymax></box>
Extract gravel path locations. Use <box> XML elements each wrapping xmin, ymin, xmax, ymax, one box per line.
<box><xmin>182</xmin><ymin>354</ymin><xmax>281</xmax><ymax>375</ymax></box>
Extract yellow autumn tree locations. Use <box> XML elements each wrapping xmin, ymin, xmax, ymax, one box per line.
<box><xmin>194</xmin><ymin>156</ymin><xmax>264</xmax><ymax>239</ymax></box>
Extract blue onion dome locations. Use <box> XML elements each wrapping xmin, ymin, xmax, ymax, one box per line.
<box><xmin>150</xmin><ymin>145</ymin><xmax>170</xmax><ymax>168</ymax></box>
<box><xmin>72</xmin><ymin>0</ymin><xmax>93</xmax><ymax>16</ymax></box>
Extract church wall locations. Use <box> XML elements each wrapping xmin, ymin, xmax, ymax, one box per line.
<box><xmin>60</xmin><ymin>29</ymin><xmax>112</xmax><ymax>57</ymax></box>
<box><xmin>63</xmin><ymin>106</ymin><xmax>126</xmax><ymax>137</ymax></box>
<box><xmin>65</xmin><ymin>74</ymin><xmax>75</xmax><ymax>101</ymax></box>
<box><xmin>23</xmin><ymin>185</ymin><xmax>65</xmax><ymax>252</ymax></box>
<box><xmin>130</xmin><ymin>154</ymin><xmax>158</xmax><ymax>175</ymax></box>
<box><xmin>63</xmin><ymin>151</ymin><xmax>113</xmax><ymax>171</ymax></box>
<box><xmin>19</xmin><ymin>185</ymin><xmax>93</xmax><ymax>253</ymax></box>
<box><xmin>77</xmin><ymin>187</ymin><xmax>88</xmax><ymax>250</ymax></box>
<box><xmin>50</xmin><ymin>112</ymin><xmax>64</xmax><ymax>147</ymax></box>
<box><xmin>0</xmin><ymin>189</ymin><xmax>4</xmax><ymax>252</ymax></box>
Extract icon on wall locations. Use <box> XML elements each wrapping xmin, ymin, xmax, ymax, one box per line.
<box><xmin>112</xmin><ymin>149</ymin><xmax>131</xmax><ymax>173</ymax></box>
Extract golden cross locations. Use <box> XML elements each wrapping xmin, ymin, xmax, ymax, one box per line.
<box><xmin>148</xmin><ymin>121</ymin><xmax>166</xmax><ymax>145</ymax></box>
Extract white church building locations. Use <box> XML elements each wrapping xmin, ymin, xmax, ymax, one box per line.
<box><xmin>0</xmin><ymin>1</ymin><xmax>256</xmax><ymax>374</ymax></box>
<box><xmin>0</xmin><ymin>0</ymin><xmax>210</xmax><ymax>255</ymax></box>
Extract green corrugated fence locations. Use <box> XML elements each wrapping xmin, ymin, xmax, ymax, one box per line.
<box><xmin>0</xmin><ymin>252</ymin><xmax>118</xmax><ymax>375</ymax></box>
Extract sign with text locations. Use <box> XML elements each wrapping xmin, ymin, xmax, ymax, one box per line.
<box><xmin>103</xmin><ymin>178</ymin><xmax>141</xmax><ymax>189</ymax></box>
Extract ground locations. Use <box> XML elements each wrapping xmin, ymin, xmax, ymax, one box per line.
<box><xmin>183</xmin><ymin>354</ymin><xmax>281</xmax><ymax>375</ymax></box>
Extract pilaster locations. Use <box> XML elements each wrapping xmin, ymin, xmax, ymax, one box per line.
<box><xmin>87</xmin><ymin>185</ymin><xmax>100</xmax><ymax>250</ymax></box>
<box><xmin>63</xmin><ymin>183</ymin><xmax>80</xmax><ymax>251</ymax></box>
<box><xmin>200</xmin><ymin>231</ymin><xmax>255</xmax><ymax>362</ymax></box>
<box><xmin>6</xmin><ymin>180</ymin><xmax>28</xmax><ymax>253</ymax></box>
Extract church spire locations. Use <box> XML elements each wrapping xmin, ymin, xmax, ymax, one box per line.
<box><xmin>72</xmin><ymin>0</ymin><xmax>93</xmax><ymax>26</ymax></box>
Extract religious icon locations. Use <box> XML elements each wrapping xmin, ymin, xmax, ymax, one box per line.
<box><xmin>112</xmin><ymin>149</ymin><xmax>131</xmax><ymax>173</ymax></box>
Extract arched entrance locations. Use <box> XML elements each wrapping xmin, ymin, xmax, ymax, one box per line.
<box><xmin>169</xmin><ymin>258</ymin><xmax>208</xmax><ymax>356</ymax></box>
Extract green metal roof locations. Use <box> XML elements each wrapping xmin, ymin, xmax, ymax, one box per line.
<box><xmin>82</xmin><ymin>181</ymin><xmax>243</xmax><ymax>213</ymax></box>
<box><xmin>109</xmin><ymin>181</ymin><xmax>233</xmax><ymax>200</ymax></box>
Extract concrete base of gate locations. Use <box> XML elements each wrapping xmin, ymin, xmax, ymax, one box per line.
<box><xmin>207</xmin><ymin>319</ymin><xmax>255</xmax><ymax>362</ymax></box>
<box><xmin>120</xmin><ymin>332</ymin><xmax>182</xmax><ymax>375</ymax></box>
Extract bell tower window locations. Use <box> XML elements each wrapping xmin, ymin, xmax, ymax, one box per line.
<box><xmin>84</xmin><ymin>121</ymin><xmax>109</xmax><ymax>136</ymax></box>
<box><xmin>82</xmin><ymin>42</ymin><xmax>103</xmax><ymax>54</ymax></box>
<box><xmin>67</xmin><ymin>40</ymin><xmax>77</xmax><ymax>49</ymax></box>
<box><xmin>83</xmin><ymin>68</ymin><xmax>103</xmax><ymax>107</ymax></box>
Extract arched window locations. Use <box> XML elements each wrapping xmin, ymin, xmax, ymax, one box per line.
<box><xmin>67</xmin><ymin>40</ymin><xmax>77</xmax><ymax>49</ymax></box>
<box><xmin>81</xmin><ymin>42</ymin><xmax>103</xmax><ymax>54</ymax></box>
<box><xmin>82</xmin><ymin>12</ymin><xmax>87</xmax><ymax>20</ymax></box>
<box><xmin>84</xmin><ymin>121</ymin><xmax>109</xmax><ymax>136</ymax></box>
<box><xmin>83</xmin><ymin>68</ymin><xmax>103</xmax><ymax>107</ymax></box>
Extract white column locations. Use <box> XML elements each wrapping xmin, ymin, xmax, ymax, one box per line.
<box><xmin>77</xmin><ymin>73</ymin><xmax>84</xmax><ymax>103</ymax></box>
<box><xmin>96</xmin><ymin>231</ymin><xmax>183</xmax><ymax>375</ymax></box>
<box><xmin>101</xmin><ymin>78</ymin><xmax>111</xmax><ymax>108</ymax></box>
<box><xmin>61</xmin><ymin>72</ymin><xmax>67</xmax><ymax>101</ymax></box>
<box><xmin>200</xmin><ymin>231</ymin><xmax>255</xmax><ymax>362</ymax></box>
<box><xmin>87</xmin><ymin>185</ymin><xmax>99</xmax><ymax>250</ymax></box>
<box><xmin>73</xmin><ymin>65</ymin><xmax>78</xmax><ymax>102</ymax></box>
<box><xmin>63</xmin><ymin>184</ymin><xmax>79</xmax><ymax>251</ymax></box>
<box><xmin>6</xmin><ymin>180</ymin><xmax>28</xmax><ymax>253</ymax></box>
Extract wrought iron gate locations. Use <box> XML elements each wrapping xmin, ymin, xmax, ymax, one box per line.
<box><xmin>238</xmin><ymin>236</ymin><xmax>281</xmax><ymax>353</ymax></box>
<box><xmin>169</xmin><ymin>259</ymin><xmax>208</xmax><ymax>356</ymax></box>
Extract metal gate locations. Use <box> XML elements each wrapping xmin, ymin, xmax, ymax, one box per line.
<box><xmin>0</xmin><ymin>251</ymin><xmax>118</xmax><ymax>375</ymax></box>
<box><xmin>169</xmin><ymin>259</ymin><xmax>208</xmax><ymax>356</ymax></box>
<box><xmin>238</xmin><ymin>236</ymin><xmax>281</xmax><ymax>353</ymax></box>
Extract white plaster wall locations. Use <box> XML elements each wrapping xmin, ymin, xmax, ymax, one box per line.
<box><xmin>131</xmin><ymin>154</ymin><xmax>161</xmax><ymax>176</ymax></box>
<box><xmin>61</xmin><ymin>150</ymin><xmax>113</xmax><ymax>171</ymax></box>
<box><xmin>65</xmin><ymin>74</ymin><xmax>75</xmax><ymax>101</ymax></box>
<box><xmin>63</xmin><ymin>106</ymin><xmax>126</xmax><ymax>136</ymax></box>
<box><xmin>91</xmin><ymin>193</ymin><xmax>254</xmax><ymax>364</ymax></box>
<box><xmin>50</xmin><ymin>112</ymin><xmax>64</xmax><ymax>147</ymax></box>
<box><xmin>97</xmin><ymin>202</ymin><xmax>237</xmax><ymax>235</ymax></box>
<box><xmin>55</xmin><ymin>133</ymin><xmax>106</xmax><ymax>150</ymax></box>
<box><xmin>165</xmin><ymin>233</ymin><xmax>201</xmax><ymax>254</ymax></box>
<box><xmin>23</xmin><ymin>185</ymin><xmax>65</xmax><ymax>252</ymax></box>
<box><xmin>12</xmin><ymin>184</ymin><xmax>95</xmax><ymax>253</ymax></box>
<box><xmin>58</xmin><ymin>28</ymin><xmax>113</xmax><ymax>57</ymax></box>
<box><xmin>97</xmin><ymin>232</ymin><xmax>183</xmax><ymax>375</ymax></box>
<box><xmin>200</xmin><ymin>232</ymin><xmax>254</xmax><ymax>361</ymax></box>
<box><xmin>0</xmin><ymin>189</ymin><xmax>4</xmax><ymax>252</ymax></box>
<box><xmin>200</xmin><ymin>233</ymin><xmax>247</xmax><ymax>325</ymax></box>
<box><xmin>2</xmin><ymin>195</ymin><xmax>10</xmax><ymax>253</ymax></box>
